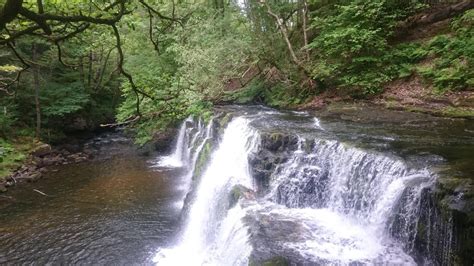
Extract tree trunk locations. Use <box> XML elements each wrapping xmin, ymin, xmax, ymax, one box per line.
<box><xmin>263</xmin><ymin>1</ymin><xmax>311</xmax><ymax>78</ymax></box>
<box><xmin>302</xmin><ymin>0</ymin><xmax>309</xmax><ymax>60</ymax></box>
<box><xmin>87</xmin><ymin>50</ymin><xmax>93</xmax><ymax>89</ymax></box>
<box><xmin>32</xmin><ymin>43</ymin><xmax>41</xmax><ymax>140</ymax></box>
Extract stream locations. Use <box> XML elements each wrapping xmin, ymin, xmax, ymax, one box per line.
<box><xmin>1</xmin><ymin>105</ymin><xmax>473</xmax><ymax>265</ymax></box>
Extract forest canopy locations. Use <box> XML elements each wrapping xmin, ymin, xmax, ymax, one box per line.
<box><xmin>0</xmin><ymin>0</ymin><xmax>473</xmax><ymax>144</ymax></box>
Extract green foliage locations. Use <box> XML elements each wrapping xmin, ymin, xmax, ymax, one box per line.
<box><xmin>0</xmin><ymin>64</ymin><xmax>21</xmax><ymax>72</ymax></box>
<box><xmin>0</xmin><ymin>138</ymin><xmax>30</xmax><ymax>179</ymax></box>
<box><xmin>0</xmin><ymin>105</ymin><xmax>16</xmax><ymax>138</ymax></box>
<box><xmin>41</xmin><ymin>81</ymin><xmax>89</xmax><ymax>117</ymax></box>
<box><xmin>227</xmin><ymin>78</ymin><xmax>307</xmax><ymax>107</ymax></box>
<box><xmin>418</xmin><ymin>10</ymin><xmax>474</xmax><ymax>91</ymax></box>
<box><xmin>309</xmin><ymin>0</ymin><xmax>423</xmax><ymax>94</ymax></box>
<box><xmin>226</xmin><ymin>79</ymin><xmax>266</xmax><ymax>104</ymax></box>
<box><xmin>115</xmin><ymin>3</ymin><xmax>256</xmax><ymax>143</ymax></box>
<box><xmin>2</xmin><ymin>0</ymin><xmax>472</xmax><ymax>147</ymax></box>
<box><xmin>0</xmin><ymin>27</ymin><xmax>120</xmax><ymax>140</ymax></box>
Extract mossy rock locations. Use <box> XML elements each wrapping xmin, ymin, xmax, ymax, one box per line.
<box><xmin>228</xmin><ymin>185</ymin><xmax>255</xmax><ymax>209</ymax></box>
<box><xmin>193</xmin><ymin>141</ymin><xmax>213</xmax><ymax>180</ymax></box>
<box><xmin>249</xmin><ymin>256</ymin><xmax>289</xmax><ymax>266</ymax></box>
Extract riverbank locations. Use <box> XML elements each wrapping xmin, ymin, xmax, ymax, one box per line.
<box><xmin>299</xmin><ymin>76</ymin><xmax>474</xmax><ymax>120</ymax></box>
<box><xmin>0</xmin><ymin>134</ymin><xmax>100</xmax><ymax>193</ymax></box>
<box><xmin>0</xmin><ymin>127</ymin><xmax>177</xmax><ymax>193</ymax></box>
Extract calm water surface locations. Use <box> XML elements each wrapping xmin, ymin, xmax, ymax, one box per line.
<box><xmin>0</xmin><ymin>133</ymin><xmax>184</xmax><ymax>265</ymax></box>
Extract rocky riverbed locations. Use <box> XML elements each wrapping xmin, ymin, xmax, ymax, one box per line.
<box><xmin>0</xmin><ymin>130</ymin><xmax>136</xmax><ymax>193</ymax></box>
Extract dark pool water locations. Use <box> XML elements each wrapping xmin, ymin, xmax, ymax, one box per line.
<box><xmin>0</xmin><ymin>134</ymin><xmax>184</xmax><ymax>265</ymax></box>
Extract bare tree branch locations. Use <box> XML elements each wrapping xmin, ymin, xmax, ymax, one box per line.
<box><xmin>147</xmin><ymin>9</ymin><xmax>160</xmax><ymax>53</ymax></box>
<box><xmin>139</xmin><ymin>0</ymin><xmax>185</xmax><ymax>27</ymax></box>
<box><xmin>0</xmin><ymin>0</ymin><xmax>24</xmax><ymax>31</ymax></box>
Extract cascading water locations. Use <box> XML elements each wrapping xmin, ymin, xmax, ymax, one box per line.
<box><xmin>150</xmin><ymin>116</ymin><xmax>214</xmax><ymax>210</ymax></box>
<box><xmin>153</xmin><ymin>117</ymin><xmax>192</xmax><ymax>168</ymax></box>
<box><xmin>151</xmin><ymin>108</ymin><xmax>438</xmax><ymax>265</ymax></box>
<box><xmin>154</xmin><ymin>117</ymin><xmax>259</xmax><ymax>265</ymax></box>
<box><xmin>256</xmin><ymin>137</ymin><xmax>434</xmax><ymax>264</ymax></box>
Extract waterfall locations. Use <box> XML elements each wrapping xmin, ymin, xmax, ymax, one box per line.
<box><xmin>152</xmin><ymin>108</ymin><xmax>438</xmax><ymax>265</ymax></box>
<box><xmin>260</xmin><ymin>137</ymin><xmax>434</xmax><ymax>264</ymax></box>
<box><xmin>154</xmin><ymin>117</ymin><xmax>259</xmax><ymax>265</ymax></box>
<box><xmin>152</xmin><ymin>117</ymin><xmax>192</xmax><ymax>168</ymax></box>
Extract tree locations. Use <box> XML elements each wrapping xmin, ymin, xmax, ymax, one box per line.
<box><xmin>0</xmin><ymin>0</ymin><xmax>187</xmax><ymax>118</ymax></box>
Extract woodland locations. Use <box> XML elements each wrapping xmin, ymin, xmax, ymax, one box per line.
<box><xmin>0</xmin><ymin>0</ymin><xmax>473</xmax><ymax>177</ymax></box>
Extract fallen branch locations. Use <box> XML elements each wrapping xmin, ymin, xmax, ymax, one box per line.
<box><xmin>33</xmin><ymin>189</ymin><xmax>48</xmax><ymax>196</ymax></box>
<box><xmin>397</xmin><ymin>0</ymin><xmax>474</xmax><ymax>30</ymax></box>
<box><xmin>100</xmin><ymin>116</ymin><xmax>140</xmax><ymax>127</ymax></box>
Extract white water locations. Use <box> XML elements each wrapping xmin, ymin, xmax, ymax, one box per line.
<box><xmin>152</xmin><ymin>117</ymin><xmax>193</xmax><ymax>168</ymax></box>
<box><xmin>262</xmin><ymin>136</ymin><xmax>434</xmax><ymax>264</ymax></box>
<box><xmin>150</xmin><ymin>116</ymin><xmax>215</xmax><ymax>211</ymax></box>
<box><xmin>152</xmin><ymin>110</ymin><xmax>435</xmax><ymax>265</ymax></box>
<box><xmin>154</xmin><ymin>117</ymin><xmax>259</xmax><ymax>265</ymax></box>
<box><xmin>313</xmin><ymin>117</ymin><xmax>324</xmax><ymax>130</ymax></box>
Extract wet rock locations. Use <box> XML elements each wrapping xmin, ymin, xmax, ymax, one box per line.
<box><xmin>62</xmin><ymin>143</ymin><xmax>82</xmax><ymax>154</ymax></box>
<box><xmin>390</xmin><ymin>176</ymin><xmax>474</xmax><ymax>265</ymax></box>
<box><xmin>152</xmin><ymin>126</ymin><xmax>178</xmax><ymax>153</ymax></box>
<box><xmin>249</xmin><ymin>132</ymin><xmax>299</xmax><ymax>194</ymax></box>
<box><xmin>26</xmin><ymin>172</ymin><xmax>42</xmax><ymax>182</ymax></box>
<box><xmin>243</xmin><ymin>208</ymin><xmax>325</xmax><ymax>265</ymax></box>
<box><xmin>66</xmin><ymin>153</ymin><xmax>88</xmax><ymax>163</ymax></box>
<box><xmin>38</xmin><ymin>167</ymin><xmax>48</xmax><ymax>173</ymax></box>
<box><xmin>229</xmin><ymin>185</ymin><xmax>255</xmax><ymax>209</ymax></box>
<box><xmin>82</xmin><ymin>148</ymin><xmax>94</xmax><ymax>155</ymax></box>
<box><xmin>0</xmin><ymin>183</ymin><xmax>7</xmax><ymax>192</ymax></box>
<box><xmin>249</xmin><ymin>256</ymin><xmax>289</xmax><ymax>266</ymax></box>
<box><xmin>40</xmin><ymin>155</ymin><xmax>63</xmax><ymax>166</ymax></box>
<box><xmin>32</xmin><ymin>143</ymin><xmax>52</xmax><ymax>157</ymax></box>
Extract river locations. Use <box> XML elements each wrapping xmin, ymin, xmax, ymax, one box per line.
<box><xmin>1</xmin><ymin>105</ymin><xmax>473</xmax><ymax>265</ymax></box>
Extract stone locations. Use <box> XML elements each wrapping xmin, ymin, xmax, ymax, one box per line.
<box><xmin>41</xmin><ymin>156</ymin><xmax>63</xmax><ymax>166</ymax></box>
<box><xmin>0</xmin><ymin>183</ymin><xmax>7</xmax><ymax>192</ymax></box>
<box><xmin>229</xmin><ymin>185</ymin><xmax>255</xmax><ymax>209</ymax></box>
<box><xmin>26</xmin><ymin>172</ymin><xmax>42</xmax><ymax>182</ymax></box>
<box><xmin>32</xmin><ymin>143</ymin><xmax>52</xmax><ymax>157</ymax></box>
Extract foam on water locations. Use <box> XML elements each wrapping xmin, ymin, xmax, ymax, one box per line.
<box><xmin>154</xmin><ymin>117</ymin><xmax>259</xmax><ymax>265</ymax></box>
<box><xmin>152</xmin><ymin>109</ymin><xmax>436</xmax><ymax>265</ymax></box>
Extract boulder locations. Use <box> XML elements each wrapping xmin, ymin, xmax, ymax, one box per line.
<box><xmin>152</xmin><ymin>127</ymin><xmax>178</xmax><ymax>153</ymax></box>
<box><xmin>229</xmin><ymin>185</ymin><xmax>256</xmax><ymax>209</ymax></box>
<box><xmin>44</xmin><ymin>154</ymin><xmax>67</xmax><ymax>166</ymax></box>
<box><xmin>32</xmin><ymin>143</ymin><xmax>52</xmax><ymax>157</ymax></box>
<box><xmin>26</xmin><ymin>172</ymin><xmax>42</xmax><ymax>182</ymax></box>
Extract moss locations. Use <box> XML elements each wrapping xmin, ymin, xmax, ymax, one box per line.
<box><xmin>0</xmin><ymin>137</ymin><xmax>38</xmax><ymax>181</ymax></box>
<box><xmin>384</xmin><ymin>100</ymin><xmax>400</xmax><ymax>109</ymax></box>
<box><xmin>270</xmin><ymin>133</ymin><xmax>282</xmax><ymax>140</ymax></box>
<box><xmin>220</xmin><ymin>113</ymin><xmax>233</xmax><ymax>128</ymax></box>
<box><xmin>416</xmin><ymin>221</ymin><xmax>427</xmax><ymax>244</ymax></box>
<box><xmin>229</xmin><ymin>185</ymin><xmax>243</xmax><ymax>209</ymax></box>
<box><xmin>193</xmin><ymin>141</ymin><xmax>212</xmax><ymax>180</ymax></box>
<box><xmin>440</xmin><ymin>107</ymin><xmax>474</xmax><ymax>119</ymax></box>
<box><xmin>386</xmin><ymin>104</ymin><xmax>474</xmax><ymax>119</ymax></box>
<box><xmin>218</xmin><ymin>113</ymin><xmax>234</xmax><ymax>135</ymax></box>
